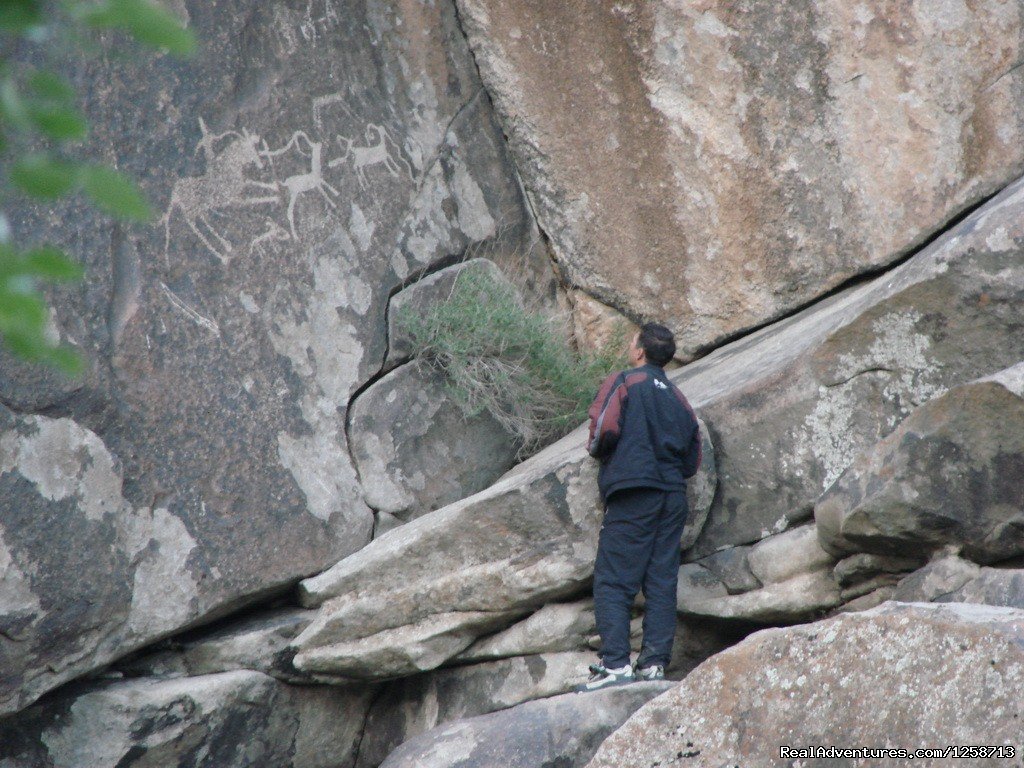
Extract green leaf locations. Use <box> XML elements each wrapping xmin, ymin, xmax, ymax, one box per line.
<box><xmin>27</xmin><ymin>71</ymin><xmax>75</xmax><ymax>103</ymax></box>
<box><xmin>0</xmin><ymin>0</ymin><xmax>42</xmax><ymax>32</ymax></box>
<box><xmin>41</xmin><ymin>343</ymin><xmax>83</xmax><ymax>375</ymax></box>
<box><xmin>11</xmin><ymin>154</ymin><xmax>77</xmax><ymax>198</ymax></box>
<box><xmin>78</xmin><ymin>165</ymin><xmax>151</xmax><ymax>220</ymax></box>
<box><xmin>27</xmin><ymin>103</ymin><xmax>88</xmax><ymax>140</ymax></box>
<box><xmin>0</xmin><ymin>288</ymin><xmax>47</xmax><ymax>328</ymax></box>
<box><xmin>24</xmin><ymin>246</ymin><xmax>84</xmax><ymax>281</ymax></box>
<box><xmin>85</xmin><ymin>0</ymin><xmax>196</xmax><ymax>56</ymax></box>
<box><xmin>0</xmin><ymin>327</ymin><xmax>40</xmax><ymax>358</ymax></box>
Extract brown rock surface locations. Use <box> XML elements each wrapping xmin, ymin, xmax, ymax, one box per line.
<box><xmin>456</xmin><ymin>0</ymin><xmax>1024</xmax><ymax>357</ymax></box>
<box><xmin>587</xmin><ymin>602</ymin><xmax>1024</xmax><ymax>767</ymax></box>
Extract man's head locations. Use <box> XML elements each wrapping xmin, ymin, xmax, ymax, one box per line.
<box><xmin>630</xmin><ymin>323</ymin><xmax>676</xmax><ymax>368</ymax></box>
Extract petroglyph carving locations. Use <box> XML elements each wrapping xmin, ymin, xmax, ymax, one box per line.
<box><xmin>263</xmin><ymin>131</ymin><xmax>340</xmax><ymax>238</ymax></box>
<box><xmin>159</xmin><ymin>282</ymin><xmax>221</xmax><ymax>337</ymax></box>
<box><xmin>161</xmin><ymin>119</ymin><xmax>280</xmax><ymax>265</ymax></box>
<box><xmin>331</xmin><ymin>124</ymin><xmax>410</xmax><ymax>186</ymax></box>
<box><xmin>250</xmin><ymin>218</ymin><xmax>292</xmax><ymax>255</ymax></box>
<box><xmin>299</xmin><ymin>0</ymin><xmax>339</xmax><ymax>44</ymax></box>
<box><xmin>274</xmin><ymin>0</ymin><xmax>339</xmax><ymax>53</ymax></box>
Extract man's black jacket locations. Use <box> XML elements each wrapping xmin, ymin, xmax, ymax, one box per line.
<box><xmin>587</xmin><ymin>363</ymin><xmax>701</xmax><ymax>501</ymax></box>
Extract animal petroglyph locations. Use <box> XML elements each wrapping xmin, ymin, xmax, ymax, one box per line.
<box><xmin>263</xmin><ymin>131</ymin><xmax>340</xmax><ymax>238</ymax></box>
<box><xmin>161</xmin><ymin>119</ymin><xmax>280</xmax><ymax>265</ymax></box>
<box><xmin>331</xmin><ymin>124</ymin><xmax>410</xmax><ymax>186</ymax></box>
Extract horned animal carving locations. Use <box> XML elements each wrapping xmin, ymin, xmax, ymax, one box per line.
<box><xmin>161</xmin><ymin>119</ymin><xmax>280</xmax><ymax>265</ymax></box>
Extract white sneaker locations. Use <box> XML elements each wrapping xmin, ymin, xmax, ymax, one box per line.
<box><xmin>634</xmin><ymin>664</ymin><xmax>665</xmax><ymax>681</ymax></box>
<box><xmin>574</xmin><ymin>663</ymin><xmax>635</xmax><ymax>692</ymax></box>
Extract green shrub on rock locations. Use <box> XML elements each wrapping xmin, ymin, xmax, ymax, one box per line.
<box><xmin>396</xmin><ymin>267</ymin><xmax>624</xmax><ymax>456</ymax></box>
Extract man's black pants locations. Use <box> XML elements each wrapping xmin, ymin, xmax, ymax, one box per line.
<box><xmin>593</xmin><ymin>486</ymin><xmax>688</xmax><ymax>669</ymax></box>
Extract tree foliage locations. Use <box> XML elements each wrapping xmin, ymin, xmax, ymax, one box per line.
<box><xmin>0</xmin><ymin>0</ymin><xmax>195</xmax><ymax>373</ymax></box>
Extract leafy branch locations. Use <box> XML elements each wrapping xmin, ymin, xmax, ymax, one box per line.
<box><xmin>0</xmin><ymin>0</ymin><xmax>195</xmax><ymax>373</ymax></box>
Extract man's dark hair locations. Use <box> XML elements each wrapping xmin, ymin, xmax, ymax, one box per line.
<box><xmin>638</xmin><ymin>323</ymin><xmax>676</xmax><ymax>367</ymax></box>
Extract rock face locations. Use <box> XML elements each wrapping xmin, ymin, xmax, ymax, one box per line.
<box><xmin>675</xmin><ymin>174</ymin><xmax>1024</xmax><ymax>558</ymax></box>
<box><xmin>587</xmin><ymin>602</ymin><xmax>1024</xmax><ymax>767</ymax></box>
<box><xmin>292</xmin><ymin>422</ymin><xmax>717</xmax><ymax>679</ymax></box>
<box><xmin>1</xmin><ymin>0</ymin><xmax>539</xmax><ymax>717</ymax></box>
<box><xmin>292</xmin><ymin>453</ymin><xmax>605</xmax><ymax>679</ymax></box>
<box><xmin>115</xmin><ymin>608</ymin><xmax>316</xmax><ymax>683</ymax></box>
<box><xmin>0</xmin><ymin>671</ymin><xmax>373</xmax><ymax>768</ymax></box>
<box><xmin>817</xmin><ymin>363</ymin><xmax>1024</xmax><ymax>563</ymax></box>
<box><xmin>456</xmin><ymin>0</ymin><xmax>1024</xmax><ymax>357</ymax></box>
<box><xmin>349</xmin><ymin>360</ymin><xmax>519</xmax><ymax>521</ymax></box>
<box><xmin>455</xmin><ymin>600</ymin><xmax>599</xmax><ymax>663</ymax></box>
<box><xmin>303</xmin><ymin>171</ymin><xmax>1024</xmax><ymax>692</ymax></box>
<box><xmin>678</xmin><ymin>523</ymin><xmax>843</xmax><ymax>623</ymax></box>
<box><xmin>893</xmin><ymin>554</ymin><xmax>1024</xmax><ymax>610</ymax></box>
<box><xmin>380</xmin><ymin>682</ymin><xmax>672</xmax><ymax>768</ymax></box>
<box><xmin>356</xmin><ymin>651</ymin><xmax>594</xmax><ymax>768</ymax></box>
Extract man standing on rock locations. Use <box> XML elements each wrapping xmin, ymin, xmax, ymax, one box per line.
<box><xmin>578</xmin><ymin>323</ymin><xmax>702</xmax><ymax>691</ymax></box>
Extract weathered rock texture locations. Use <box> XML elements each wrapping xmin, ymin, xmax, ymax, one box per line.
<box><xmin>292</xmin><ymin>423</ymin><xmax>716</xmax><ymax>679</ymax></box>
<box><xmin>293</xmin><ymin>454</ymin><xmax>603</xmax><ymax>679</ymax></box>
<box><xmin>453</xmin><ymin>600</ymin><xmax>740</xmax><ymax>677</ymax></box>
<box><xmin>567</xmin><ymin>290</ymin><xmax>638</xmax><ymax>358</ymax></box>
<box><xmin>1</xmin><ymin>0</ymin><xmax>540</xmax><ymax>717</ymax></box>
<box><xmin>587</xmin><ymin>602</ymin><xmax>1024</xmax><ymax>767</ymax></box>
<box><xmin>0</xmin><ymin>670</ymin><xmax>373</xmax><ymax>768</ymax></box>
<box><xmin>678</xmin><ymin>523</ymin><xmax>843</xmax><ymax>623</ymax></box>
<box><xmin>356</xmin><ymin>651</ymin><xmax>594</xmax><ymax>768</ymax></box>
<box><xmin>349</xmin><ymin>360</ymin><xmax>519</xmax><ymax>521</ymax></box>
<box><xmin>894</xmin><ymin>554</ymin><xmax>1024</xmax><ymax>610</ymax></box>
<box><xmin>454</xmin><ymin>600</ymin><xmax>599</xmax><ymax>663</ymax></box>
<box><xmin>300</xmin><ymin>170</ymin><xmax>1024</xmax><ymax>668</ymax></box>
<box><xmin>456</xmin><ymin>0</ymin><xmax>1024</xmax><ymax>357</ymax></box>
<box><xmin>115</xmin><ymin>608</ymin><xmax>315</xmax><ymax>683</ymax></box>
<box><xmin>380</xmin><ymin>682</ymin><xmax>672</xmax><ymax>768</ymax></box>
<box><xmin>817</xmin><ymin>363</ymin><xmax>1024</xmax><ymax>563</ymax></box>
<box><xmin>675</xmin><ymin>174</ymin><xmax>1024</xmax><ymax>558</ymax></box>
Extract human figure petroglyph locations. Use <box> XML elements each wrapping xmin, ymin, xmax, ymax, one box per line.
<box><xmin>161</xmin><ymin>119</ymin><xmax>280</xmax><ymax>265</ymax></box>
<box><xmin>299</xmin><ymin>0</ymin><xmax>339</xmax><ymax>43</ymax></box>
<box><xmin>271</xmin><ymin>0</ymin><xmax>339</xmax><ymax>54</ymax></box>
<box><xmin>331</xmin><ymin>124</ymin><xmax>410</xmax><ymax>186</ymax></box>
<box><xmin>263</xmin><ymin>131</ymin><xmax>339</xmax><ymax>238</ymax></box>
